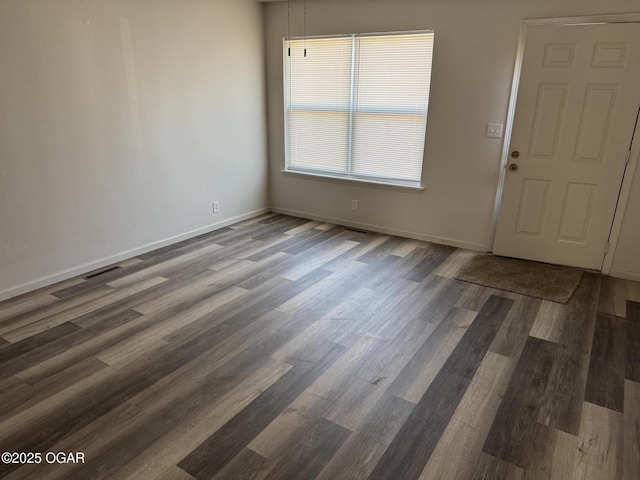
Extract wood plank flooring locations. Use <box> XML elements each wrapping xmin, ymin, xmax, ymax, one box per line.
<box><xmin>0</xmin><ymin>213</ymin><xmax>638</xmax><ymax>479</ymax></box>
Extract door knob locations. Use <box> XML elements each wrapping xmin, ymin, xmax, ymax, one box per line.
<box><xmin>511</xmin><ymin>151</ymin><xmax>520</xmax><ymax>158</ymax></box>
<box><xmin>509</xmin><ymin>163</ymin><xmax>518</xmax><ymax>171</ymax></box>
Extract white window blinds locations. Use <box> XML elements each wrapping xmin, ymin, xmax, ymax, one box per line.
<box><xmin>284</xmin><ymin>32</ymin><xmax>434</xmax><ymax>186</ymax></box>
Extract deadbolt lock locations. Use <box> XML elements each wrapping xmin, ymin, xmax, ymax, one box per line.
<box><xmin>509</xmin><ymin>164</ymin><xmax>518</xmax><ymax>171</ymax></box>
<box><xmin>511</xmin><ymin>151</ymin><xmax>520</xmax><ymax>158</ymax></box>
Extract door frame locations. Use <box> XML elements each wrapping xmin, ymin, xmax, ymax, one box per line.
<box><xmin>490</xmin><ymin>13</ymin><xmax>640</xmax><ymax>274</ymax></box>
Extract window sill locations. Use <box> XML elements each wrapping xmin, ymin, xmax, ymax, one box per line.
<box><xmin>281</xmin><ymin>169</ymin><xmax>424</xmax><ymax>193</ymax></box>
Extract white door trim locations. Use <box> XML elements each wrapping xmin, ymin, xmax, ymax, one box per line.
<box><xmin>490</xmin><ymin>13</ymin><xmax>640</xmax><ymax>275</ymax></box>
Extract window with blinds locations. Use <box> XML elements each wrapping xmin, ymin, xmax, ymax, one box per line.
<box><xmin>284</xmin><ymin>31</ymin><xmax>434</xmax><ymax>187</ymax></box>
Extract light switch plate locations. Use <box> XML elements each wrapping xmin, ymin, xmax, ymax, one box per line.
<box><xmin>487</xmin><ymin>123</ymin><xmax>504</xmax><ymax>138</ymax></box>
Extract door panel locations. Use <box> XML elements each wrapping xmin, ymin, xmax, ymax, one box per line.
<box><xmin>557</xmin><ymin>182</ymin><xmax>597</xmax><ymax>243</ymax></box>
<box><xmin>573</xmin><ymin>85</ymin><xmax>618</xmax><ymax>164</ymax></box>
<box><xmin>515</xmin><ymin>179</ymin><xmax>551</xmax><ymax>236</ymax></box>
<box><xmin>529</xmin><ymin>83</ymin><xmax>569</xmax><ymax>160</ymax></box>
<box><xmin>494</xmin><ymin>23</ymin><xmax>640</xmax><ymax>269</ymax></box>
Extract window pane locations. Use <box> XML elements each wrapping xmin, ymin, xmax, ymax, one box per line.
<box><xmin>287</xmin><ymin>110</ymin><xmax>350</xmax><ymax>172</ymax></box>
<box><xmin>352</xmin><ymin>33</ymin><xmax>433</xmax><ymax>183</ymax></box>
<box><xmin>354</xmin><ymin>34</ymin><xmax>432</xmax><ymax>114</ymax></box>
<box><xmin>351</xmin><ymin>113</ymin><xmax>426</xmax><ymax>181</ymax></box>
<box><xmin>285</xmin><ymin>37</ymin><xmax>353</xmax><ymax>174</ymax></box>
<box><xmin>287</xmin><ymin>37</ymin><xmax>353</xmax><ymax>110</ymax></box>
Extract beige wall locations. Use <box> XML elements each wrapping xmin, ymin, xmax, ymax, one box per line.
<box><xmin>265</xmin><ymin>0</ymin><xmax>640</xmax><ymax>263</ymax></box>
<box><xmin>0</xmin><ymin>0</ymin><xmax>268</xmax><ymax>300</ymax></box>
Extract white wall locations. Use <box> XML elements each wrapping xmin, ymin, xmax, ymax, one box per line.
<box><xmin>0</xmin><ymin>0</ymin><xmax>268</xmax><ymax>300</ymax></box>
<box><xmin>264</xmin><ymin>0</ymin><xmax>640</xmax><ymax>253</ymax></box>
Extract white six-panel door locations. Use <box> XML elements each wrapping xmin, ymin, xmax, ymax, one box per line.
<box><xmin>494</xmin><ymin>23</ymin><xmax>640</xmax><ymax>270</ymax></box>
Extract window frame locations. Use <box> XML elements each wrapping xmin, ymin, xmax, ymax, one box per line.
<box><xmin>283</xmin><ymin>30</ymin><xmax>434</xmax><ymax>190</ymax></box>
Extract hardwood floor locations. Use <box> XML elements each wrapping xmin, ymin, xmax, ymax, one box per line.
<box><xmin>0</xmin><ymin>213</ymin><xmax>638</xmax><ymax>480</ymax></box>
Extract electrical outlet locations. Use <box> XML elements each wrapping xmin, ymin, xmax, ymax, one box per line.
<box><xmin>213</xmin><ymin>201</ymin><xmax>219</xmax><ymax>214</ymax></box>
<box><xmin>351</xmin><ymin>200</ymin><xmax>359</xmax><ymax>211</ymax></box>
<box><xmin>486</xmin><ymin>123</ymin><xmax>504</xmax><ymax>138</ymax></box>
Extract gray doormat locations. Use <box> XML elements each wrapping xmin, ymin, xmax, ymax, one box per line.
<box><xmin>454</xmin><ymin>254</ymin><xmax>583</xmax><ymax>304</ymax></box>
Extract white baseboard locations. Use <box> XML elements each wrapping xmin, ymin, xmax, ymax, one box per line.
<box><xmin>270</xmin><ymin>206</ymin><xmax>488</xmax><ymax>252</ymax></box>
<box><xmin>0</xmin><ymin>207</ymin><xmax>270</xmax><ymax>303</ymax></box>
<box><xmin>1</xmin><ymin>205</ymin><xmax>491</xmax><ymax>303</ymax></box>
<box><xmin>609</xmin><ymin>270</ymin><xmax>640</xmax><ymax>282</ymax></box>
